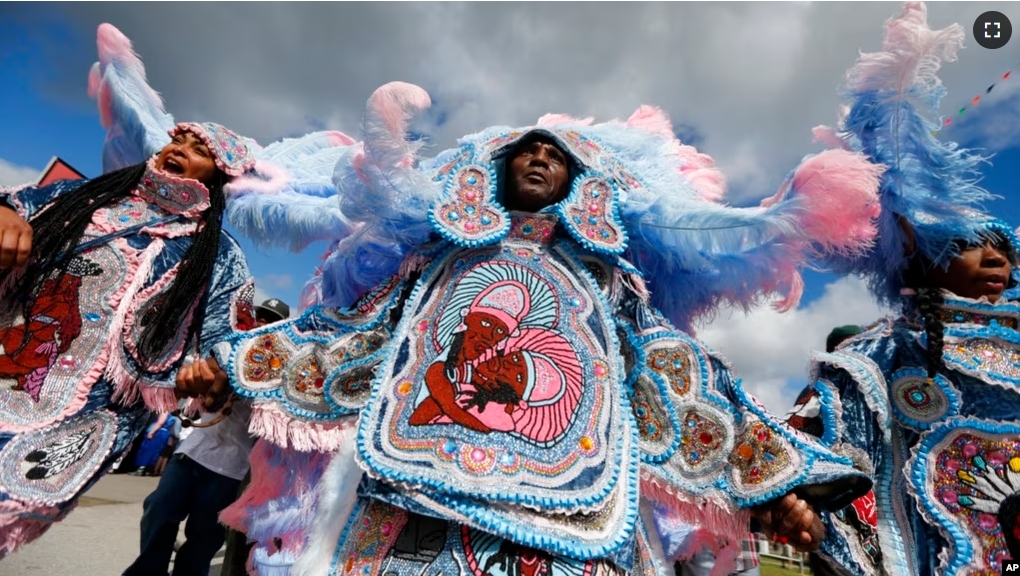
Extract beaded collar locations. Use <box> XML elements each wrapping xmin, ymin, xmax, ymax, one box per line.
<box><xmin>507</xmin><ymin>211</ymin><xmax>558</xmax><ymax>245</ymax></box>
<box><xmin>137</xmin><ymin>158</ymin><xmax>211</xmax><ymax>218</ymax></box>
<box><xmin>903</xmin><ymin>291</ymin><xmax>1020</xmax><ymax>331</ymax></box>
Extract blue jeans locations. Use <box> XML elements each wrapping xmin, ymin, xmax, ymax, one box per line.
<box><xmin>123</xmin><ymin>453</ymin><xmax>242</xmax><ymax>576</ymax></box>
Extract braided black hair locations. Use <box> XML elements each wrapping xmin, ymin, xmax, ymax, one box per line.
<box><xmin>902</xmin><ymin>250</ymin><xmax>946</xmax><ymax>383</ymax></box>
<box><xmin>915</xmin><ymin>286</ymin><xmax>945</xmax><ymax>382</ymax></box>
<box><xmin>0</xmin><ymin>162</ymin><xmax>228</xmax><ymax>365</ymax></box>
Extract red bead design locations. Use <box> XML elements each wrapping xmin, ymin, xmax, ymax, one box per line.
<box><xmin>244</xmin><ymin>334</ymin><xmax>290</xmax><ymax>382</ymax></box>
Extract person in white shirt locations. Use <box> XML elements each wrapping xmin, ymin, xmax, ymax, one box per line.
<box><xmin>122</xmin><ymin>298</ymin><xmax>290</xmax><ymax>576</ymax></box>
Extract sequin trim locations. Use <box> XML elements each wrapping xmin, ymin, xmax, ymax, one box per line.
<box><xmin>328</xmin><ymin>499</ymin><xmax>631</xmax><ymax>575</ymax></box>
<box><xmin>430</xmin><ymin>163</ymin><xmax>510</xmax><ymax>247</ymax></box>
<box><xmin>230</xmin><ymin>324</ymin><xmax>388</xmax><ymax>421</ymax></box>
<box><xmin>558</xmin><ymin>174</ymin><xmax>628</xmax><ymax>255</ymax></box>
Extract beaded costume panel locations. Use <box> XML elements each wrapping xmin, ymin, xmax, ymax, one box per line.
<box><xmin>357</xmin><ymin>216</ymin><xmax>640</xmax><ymax>560</ymax></box>
<box><xmin>0</xmin><ymin>241</ymin><xmax>132</xmax><ymax>433</ymax></box>
<box><xmin>808</xmin><ymin>295</ymin><xmax>1020</xmax><ymax>576</ymax></box>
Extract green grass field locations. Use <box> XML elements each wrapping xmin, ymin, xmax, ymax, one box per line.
<box><xmin>759</xmin><ymin>557</ymin><xmax>810</xmax><ymax>576</ymax></box>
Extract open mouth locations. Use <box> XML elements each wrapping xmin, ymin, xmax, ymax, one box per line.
<box><xmin>162</xmin><ymin>157</ymin><xmax>185</xmax><ymax>176</ymax></box>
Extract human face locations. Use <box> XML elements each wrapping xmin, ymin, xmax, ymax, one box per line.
<box><xmin>504</xmin><ymin>136</ymin><xmax>571</xmax><ymax>213</ymax></box>
<box><xmin>475</xmin><ymin>350</ymin><xmax>529</xmax><ymax>397</ymax></box>
<box><xmin>927</xmin><ymin>238</ymin><xmax>1013</xmax><ymax>302</ymax></box>
<box><xmin>459</xmin><ymin>312</ymin><xmax>510</xmax><ymax>360</ymax></box>
<box><xmin>155</xmin><ymin>130</ymin><xmax>219</xmax><ymax>186</ymax></box>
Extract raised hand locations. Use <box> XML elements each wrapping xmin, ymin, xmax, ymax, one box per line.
<box><xmin>174</xmin><ymin>356</ymin><xmax>231</xmax><ymax>411</ymax></box>
<box><xmin>0</xmin><ymin>205</ymin><xmax>32</xmax><ymax>269</ymax></box>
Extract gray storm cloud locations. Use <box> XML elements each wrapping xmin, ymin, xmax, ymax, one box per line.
<box><xmin>8</xmin><ymin>2</ymin><xmax>1018</xmax><ymax>204</ymax></box>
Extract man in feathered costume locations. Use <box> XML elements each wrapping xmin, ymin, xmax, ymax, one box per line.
<box><xmin>0</xmin><ymin>24</ymin><xmax>361</xmax><ymax>559</ymax></box>
<box><xmin>783</xmin><ymin>3</ymin><xmax>1020</xmax><ymax>575</ymax></box>
<box><xmin>170</xmin><ymin>62</ymin><xmax>896</xmax><ymax>572</ymax></box>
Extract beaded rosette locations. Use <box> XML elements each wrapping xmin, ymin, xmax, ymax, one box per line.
<box><xmin>356</xmin><ymin>228</ymin><xmax>640</xmax><ymax>561</ymax></box>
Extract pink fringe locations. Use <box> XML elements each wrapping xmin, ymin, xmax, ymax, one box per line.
<box><xmin>788</xmin><ymin>149</ymin><xmax>884</xmax><ymax>257</ymax></box>
<box><xmin>105</xmin><ymin>240</ymin><xmax>172</xmax><ymax>411</ymax></box>
<box><xmin>224</xmin><ymin>160</ymin><xmax>291</xmax><ymax>197</ymax></box>
<box><xmin>536</xmin><ymin>114</ymin><xmax>595</xmax><ymax>127</ymax></box>
<box><xmin>0</xmin><ymin>499</ymin><xmax>71</xmax><ymax>559</ymax></box>
<box><xmin>248</xmin><ymin>404</ymin><xmax>357</xmax><ymax>452</ymax></box>
<box><xmin>120</xmin><ymin>258</ymin><xmax>193</xmax><ymax>373</ymax></box>
<box><xmin>641</xmin><ymin>473</ymin><xmax>751</xmax><ymax>571</ymax></box>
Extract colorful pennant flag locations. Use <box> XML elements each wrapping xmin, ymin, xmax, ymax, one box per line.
<box><xmin>942</xmin><ymin>60</ymin><xmax>1020</xmax><ymax>127</ymax></box>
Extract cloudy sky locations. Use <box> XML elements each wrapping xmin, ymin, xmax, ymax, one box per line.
<box><xmin>2</xmin><ymin>2</ymin><xmax>1019</xmax><ymax>413</ymax></box>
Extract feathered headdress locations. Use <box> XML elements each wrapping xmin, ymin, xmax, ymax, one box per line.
<box><xmin>235</xmin><ymin>81</ymin><xmax>883</xmax><ymax>331</ymax></box>
<box><xmin>87</xmin><ymin>23</ymin><xmax>359</xmax><ymax>251</ymax></box>
<box><xmin>811</xmin><ymin>2</ymin><xmax>1017</xmax><ymax>306</ymax></box>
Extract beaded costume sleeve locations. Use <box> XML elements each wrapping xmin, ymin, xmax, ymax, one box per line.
<box><xmin>612</xmin><ymin>287</ymin><xmax>873</xmax><ymax>565</ymax></box>
<box><xmin>0</xmin><ymin>179</ymin><xmax>87</xmax><ymax>221</ymax></box>
<box><xmin>789</xmin><ymin>355</ymin><xmax>888</xmax><ymax>576</ymax></box>
<box><xmin>196</xmin><ymin>232</ymin><xmax>255</xmax><ymax>357</ymax></box>
<box><xmin>218</xmin><ymin>272</ymin><xmax>408</xmax><ymax>452</ymax></box>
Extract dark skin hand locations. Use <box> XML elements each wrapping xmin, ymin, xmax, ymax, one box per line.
<box><xmin>175</xmin><ymin>355</ymin><xmax>230</xmax><ymax>410</ymax></box>
<box><xmin>0</xmin><ymin>205</ymin><xmax>32</xmax><ymax>269</ymax></box>
<box><xmin>753</xmin><ymin>493</ymin><xmax>826</xmax><ymax>553</ymax></box>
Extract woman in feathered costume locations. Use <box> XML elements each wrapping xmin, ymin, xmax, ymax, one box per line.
<box><xmin>180</xmin><ymin>63</ymin><xmax>891</xmax><ymax>573</ymax></box>
<box><xmin>783</xmin><ymin>3</ymin><xmax>1020</xmax><ymax>575</ymax></box>
<box><xmin>0</xmin><ymin>24</ymin><xmax>359</xmax><ymax>558</ymax></box>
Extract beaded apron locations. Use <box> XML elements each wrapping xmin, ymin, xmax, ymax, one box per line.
<box><xmin>357</xmin><ymin>216</ymin><xmax>639</xmax><ymax>561</ymax></box>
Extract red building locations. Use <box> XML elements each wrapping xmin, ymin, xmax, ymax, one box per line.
<box><xmin>36</xmin><ymin>157</ymin><xmax>86</xmax><ymax>187</ymax></box>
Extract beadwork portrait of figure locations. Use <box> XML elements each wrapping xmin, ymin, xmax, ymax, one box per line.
<box><xmin>0</xmin><ymin>257</ymin><xmax>103</xmax><ymax>402</ymax></box>
<box><xmin>409</xmin><ymin>260</ymin><xmax>583</xmax><ymax>447</ymax></box>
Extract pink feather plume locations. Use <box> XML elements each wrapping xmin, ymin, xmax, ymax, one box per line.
<box><xmin>788</xmin><ymin>149</ymin><xmax>885</xmax><ymax>256</ymax></box>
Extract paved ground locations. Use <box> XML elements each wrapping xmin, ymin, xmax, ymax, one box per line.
<box><xmin>0</xmin><ymin>474</ymin><xmax>225</xmax><ymax>576</ymax></box>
